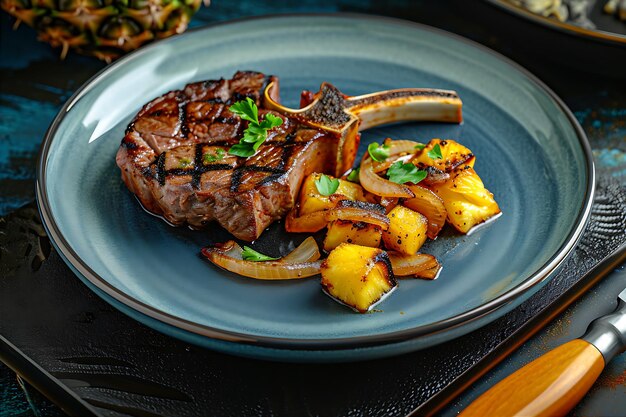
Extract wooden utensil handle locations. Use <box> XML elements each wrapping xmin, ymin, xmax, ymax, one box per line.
<box><xmin>459</xmin><ymin>339</ymin><xmax>605</xmax><ymax>417</ymax></box>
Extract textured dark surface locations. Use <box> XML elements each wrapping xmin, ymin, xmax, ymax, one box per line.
<box><xmin>440</xmin><ymin>261</ymin><xmax>626</xmax><ymax>417</ymax></box>
<box><xmin>1</xmin><ymin>183</ymin><xmax>625</xmax><ymax>416</ymax></box>
<box><xmin>1</xmin><ymin>0</ymin><xmax>626</xmax><ymax>416</ymax></box>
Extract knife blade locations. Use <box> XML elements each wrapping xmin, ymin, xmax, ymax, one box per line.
<box><xmin>458</xmin><ymin>284</ymin><xmax>626</xmax><ymax>417</ymax></box>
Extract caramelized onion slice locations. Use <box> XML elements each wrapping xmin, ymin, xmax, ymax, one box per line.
<box><xmin>420</xmin><ymin>166</ymin><xmax>451</xmax><ymax>187</ymax></box>
<box><xmin>372</xmin><ymin>154</ymin><xmax>414</xmax><ymax>174</ymax></box>
<box><xmin>372</xmin><ymin>140</ymin><xmax>421</xmax><ymax>173</ymax></box>
<box><xmin>202</xmin><ymin>241</ymin><xmax>322</xmax><ymax>280</ymax></box>
<box><xmin>388</xmin><ymin>252</ymin><xmax>441</xmax><ymax>279</ymax></box>
<box><xmin>360</xmin><ymin>139</ymin><xmax>422</xmax><ymax>198</ymax></box>
<box><xmin>285</xmin><ymin>207</ymin><xmax>329</xmax><ymax>233</ymax></box>
<box><xmin>360</xmin><ymin>154</ymin><xmax>415</xmax><ymax>199</ymax></box>
<box><xmin>281</xmin><ymin>236</ymin><xmax>321</xmax><ymax>263</ymax></box>
<box><xmin>417</xmin><ymin>264</ymin><xmax>443</xmax><ymax>280</ymax></box>
<box><xmin>403</xmin><ymin>185</ymin><xmax>447</xmax><ymax>239</ymax></box>
<box><xmin>326</xmin><ymin>201</ymin><xmax>390</xmax><ymax>230</ymax></box>
<box><xmin>379</xmin><ymin>197</ymin><xmax>400</xmax><ymax>214</ymax></box>
<box><xmin>387</xmin><ymin>139</ymin><xmax>422</xmax><ymax>156</ymax></box>
<box><xmin>212</xmin><ymin>240</ymin><xmax>244</xmax><ymax>259</ymax></box>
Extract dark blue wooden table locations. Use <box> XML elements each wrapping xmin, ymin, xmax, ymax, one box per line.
<box><xmin>1</xmin><ymin>1</ymin><xmax>626</xmax><ymax>416</ymax></box>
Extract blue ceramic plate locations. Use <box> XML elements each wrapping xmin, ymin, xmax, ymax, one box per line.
<box><xmin>37</xmin><ymin>15</ymin><xmax>593</xmax><ymax>362</ymax></box>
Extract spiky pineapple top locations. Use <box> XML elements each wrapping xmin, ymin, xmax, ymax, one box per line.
<box><xmin>1</xmin><ymin>0</ymin><xmax>206</xmax><ymax>62</ymax></box>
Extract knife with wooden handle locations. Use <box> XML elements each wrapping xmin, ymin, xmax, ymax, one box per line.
<box><xmin>459</xmin><ymin>286</ymin><xmax>626</xmax><ymax>417</ymax></box>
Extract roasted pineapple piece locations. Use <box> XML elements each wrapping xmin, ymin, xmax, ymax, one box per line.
<box><xmin>403</xmin><ymin>184</ymin><xmax>447</xmax><ymax>240</ymax></box>
<box><xmin>321</xmin><ymin>243</ymin><xmax>396</xmax><ymax>313</ymax></box>
<box><xmin>323</xmin><ymin>220</ymin><xmax>383</xmax><ymax>251</ymax></box>
<box><xmin>383</xmin><ymin>206</ymin><xmax>428</xmax><ymax>255</ymax></box>
<box><xmin>299</xmin><ymin>173</ymin><xmax>366</xmax><ymax>215</ymax></box>
<box><xmin>431</xmin><ymin>166</ymin><xmax>501</xmax><ymax>234</ymax></box>
<box><xmin>412</xmin><ymin>139</ymin><xmax>475</xmax><ymax>172</ymax></box>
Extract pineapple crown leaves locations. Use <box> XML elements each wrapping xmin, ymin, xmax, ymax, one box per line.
<box><xmin>2</xmin><ymin>0</ymin><xmax>205</xmax><ymax>61</ymax></box>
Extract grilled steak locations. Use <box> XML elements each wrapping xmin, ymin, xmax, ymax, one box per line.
<box><xmin>116</xmin><ymin>71</ymin><xmax>338</xmax><ymax>241</ymax></box>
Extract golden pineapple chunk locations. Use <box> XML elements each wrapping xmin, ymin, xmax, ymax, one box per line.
<box><xmin>383</xmin><ymin>206</ymin><xmax>428</xmax><ymax>255</ymax></box>
<box><xmin>412</xmin><ymin>139</ymin><xmax>475</xmax><ymax>172</ymax></box>
<box><xmin>321</xmin><ymin>243</ymin><xmax>396</xmax><ymax>313</ymax></box>
<box><xmin>431</xmin><ymin>166</ymin><xmax>501</xmax><ymax>234</ymax></box>
<box><xmin>299</xmin><ymin>173</ymin><xmax>366</xmax><ymax>215</ymax></box>
<box><xmin>323</xmin><ymin>220</ymin><xmax>382</xmax><ymax>251</ymax></box>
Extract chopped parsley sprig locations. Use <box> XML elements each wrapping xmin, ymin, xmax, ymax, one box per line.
<box><xmin>346</xmin><ymin>167</ymin><xmax>360</xmax><ymax>183</ymax></box>
<box><xmin>241</xmin><ymin>246</ymin><xmax>279</xmax><ymax>262</ymax></box>
<box><xmin>228</xmin><ymin>98</ymin><xmax>283</xmax><ymax>157</ymax></box>
<box><xmin>386</xmin><ymin>161</ymin><xmax>427</xmax><ymax>184</ymax></box>
<box><xmin>427</xmin><ymin>144</ymin><xmax>443</xmax><ymax>160</ymax></box>
<box><xmin>367</xmin><ymin>142</ymin><xmax>391</xmax><ymax>162</ymax></box>
<box><xmin>315</xmin><ymin>174</ymin><xmax>340</xmax><ymax>196</ymax></box>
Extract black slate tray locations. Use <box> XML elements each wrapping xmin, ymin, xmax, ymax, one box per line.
<box><xmin>2</xmin><ymin>1</ymin><xmax>626</xmax><ymax>416</ymax></box>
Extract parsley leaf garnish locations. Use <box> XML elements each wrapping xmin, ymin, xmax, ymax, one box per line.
<box><xmin>229</xmin><ymin>98</ymin><xmax>258</xmax><ymax>124</ymax></box>
<box><xmin>261</xmin><ymin>113</ymin><xmax>283</xmax><ymax>130</ymax></box>
<box><xmin>228</xmin><ymin>98</ymin><xmax>283</xmax><ymax>157</ymax></box>
<box><xmin>228</xmin><ymin>142</ymin><xmax>257</xmax><ymax>158</ymax></box>
<box><xmin>178</xmin><ymin>157</ymin><xmax>192</xmax><ymax>168</ymax></box>
<box><xmin>203</xmin><ymin>148</ymin><xmax>225</xmax><ymax>163</ymax></box>
<box><xmin>241</xmin><ymin>246</ymin><xmax>279</xmax><ymax>262</ymax></box>
<box><xmin>315</xmin><ymin>174</ymin><xmax>340</xmax><ymax>196</ymax></box>
<box><xmin>367</xmin><ymin>142</ymin><xmax>390</xmax><ymax>162</ymax></box>
<box><xmin>346</xmin><ymin>168</ymin><xmax>360</xmax><ymax>183</ymax></box>
<box><xmin>414</xmin><ymin>143</ymin><xmax>426</xmax><ymax>151</ymax></box>
<box><xmin>427</xmin><ymin>144</ymin><xmax>443</xmax><ymax>160</ymax></box>
<box><xmin>386</xmin><ymin>162</ymin><xmax>427</xmax><ymax>184</ymax></box>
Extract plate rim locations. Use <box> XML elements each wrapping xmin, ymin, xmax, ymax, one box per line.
<box><xmin>35</xmin><ymin>13</ymin><xmax>595</xmax><ymax>350</ymax></box>
<box><xmin>485</xmin><ymin>0</ymin><xmax>626</xmax><ymax>45</ymax></box>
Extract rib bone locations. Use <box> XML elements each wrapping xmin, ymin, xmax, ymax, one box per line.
<box><xmin>264</xmin><ymin>82</ymin><xmax>463</xmax><ymax>176</ymax></box>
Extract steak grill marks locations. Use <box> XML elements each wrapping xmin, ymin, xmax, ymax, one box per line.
<box><xmin>117</xmin><ymin>71</ymin><xmax>338</xmax><ymax>240</ymax></box>
<box><xmin>229</xmin><ymin>166</ymin><xmax>286</xmax><ymax>193</ymax></box>
<box><xmin>139</xmin><ymin>71</ymin><xmax>297</xmax><ymax>192</ymax></box>
<box><xmin>144</xmin><ymin>119</ymin><xmax>305</xmax><ymax>192</ymax></box>
<box><xmin>151</xmin><ymin>142</ymin><xmax>303</xmax><ymax>192</ymax></box>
